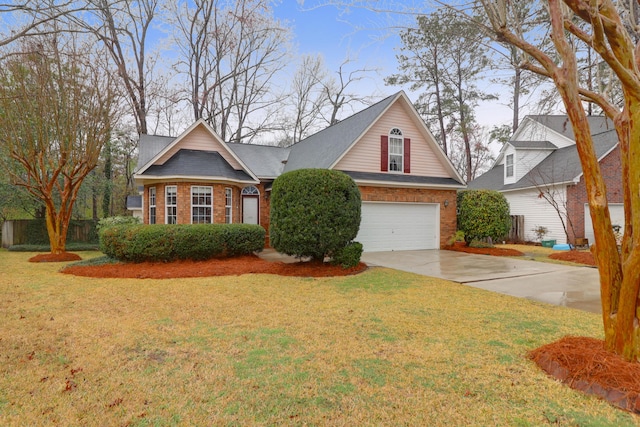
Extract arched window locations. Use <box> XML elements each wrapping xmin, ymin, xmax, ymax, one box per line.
<box><xmin>388</xmin><ymin>128</ymin><xmax>403</xmax><ymax>172</ymax></box>
<box><xmin>241</xmin><ymin>186</ymin><xmax>260</xmax><ymax>196</ymax></box>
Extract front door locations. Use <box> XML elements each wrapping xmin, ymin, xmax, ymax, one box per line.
<box><xmin>242</xmin><ymin>196</ymin><xmax>259</xmax><ymax>224</ymax></box>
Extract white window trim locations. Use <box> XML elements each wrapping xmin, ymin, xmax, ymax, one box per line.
<box><xmin>191</xmin><ymin>185</ymin><xmax>213</xmax><ymax>224</ymax></box>
<box><xmin>389</xmin><ymin>128</ymin><xmax>404</xmax><ymax>173</ymax></box>
<box><xmin>506</xmin><ymin>153</ymin><xmax>514</xmax><ymax>178</ymax></box>
<box><xmin>165</xmin><ymin>185</ymin><xmax>177</xmax><ymax>224</ymax></box>
<box><xmin>149</xmin><ymin>187</ymin><xmax>156</xmax><ymax>225</ymax></box>
<box><xmin>225</xmin><ymin>187</ymin><xmax>233</xmax><ymax>224</ymax></box>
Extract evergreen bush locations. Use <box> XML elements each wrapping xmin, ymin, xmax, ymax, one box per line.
<box><xmin>269</xmin><ymin>169</ymin><xmax>361</xmax><ymax>261</ymax></box>
<box><xmin>457</xmin><ymin>190</ymin><xmax>511</xmax><ymax>243</ymax></box>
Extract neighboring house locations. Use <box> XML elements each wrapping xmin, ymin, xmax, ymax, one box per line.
<box><xmin>468</xmin><ymin>115</ymin><xmax>623</xmax><ymax>245</ymax></box>
<box><xmin>128</xmin><ymin>91</ymin><xmax>466</xmax><ymax>251</ymax></box>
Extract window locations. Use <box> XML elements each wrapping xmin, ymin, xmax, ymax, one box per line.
<box><xmin>149</xmin><ymin>187</ymin><xmax>156</xmax><ymax>224</ymax></box>
<box><xmin>506</xmin><ymin>154</ymin><xmax>514</xmax><ymax>178</ymax></box>
<box><xmin>389</xmin><ymin>128</ymin><xmax>403</xmax><ymax>172</ymax></box>
<box><xmin>166</xmin><ymin>185</ymin><xmax>177</xmax><ymax>224</ymax></box>
<box><xmin>191</xmin><ymin>186</ymin><xmax>212</xmax><ymax>224</ymax></box>
<box><xmin>225</xmin><ymin>188</ymin><xmax>233</xmax><ymax>224</ymax></box>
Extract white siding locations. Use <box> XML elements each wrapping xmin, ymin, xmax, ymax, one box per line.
<box><xmin>335</xmin><ymin>102</ymin><xmax>450</xmax><ymax>177</ymax></box>
<box><xmin>513</xmin><ymin>118</ymin><xmax>574</xmax><ymax>148</ymax></box>
<box><xmin>157</xmin><ymin>124</ymin><xmax>243</xmax><ymax>170</ymax></box>
<box><xmin>504</xmin><ymin>186</ymin><xmax>568</xmax><ymax>243</ymax></box>
<box><xmin>515</xmin><ymin>149</ymin><xmax>554</xmax><ymax>182</ymax></box>
<box><xmin>584</xmin><ymin>203</ymin><xmax>624</xmax><ymax>245</ymax></box>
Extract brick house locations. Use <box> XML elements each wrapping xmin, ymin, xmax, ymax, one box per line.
<box><xmin>130</xmin><ymin>91</ymin><xmax>466</xmax><ymax>251</ymax></box>
<box><xmin>468</xmin><ymin>115</ymin><xmax>623</xmax><ymax>245</ymax></box>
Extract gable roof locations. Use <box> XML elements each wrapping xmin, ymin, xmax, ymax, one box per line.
<box><xmin>528</xmin><ymin>115</ymin><xmax>616</xmax><ymax>140</ymax></box>
<box><xmin>140</xmin><ymin>149</ymin><xmax>256</xmax><ymax>182</ymax></box>
<box><xmin>283</xmin><ymin>93</ymin><xmax>398</xmax><ymax>171</ymax></box>
<box><xmin>134</xmin><ymin>119</ymin><xmax>259</xmax><ymax>182</ymax></box>
<box><xmin>469</xmin><ymin>128</ymin><xmax>618</xmax><ymax>191</ymax></box>
<box><xmin>283</xmin><ymin>91</ymin><xmax>464</xmax><ymax>185</ymax></box>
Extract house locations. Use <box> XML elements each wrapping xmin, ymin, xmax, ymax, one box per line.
<box><xmin>129</xmin><ymin>91</ymin><xmax>466</xmax><ymax>252</ymax></box>
<box><xmin>468</xmin><ymin>115</ymin><xmax>623</xmax><ymax>245</ymax></box>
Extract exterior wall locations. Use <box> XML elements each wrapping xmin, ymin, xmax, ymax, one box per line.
<box><xmin>358</xmin><ymin>185</ymin><xmax>458</xmax><ymax>248</ymax></box>
<box><xmin>566</xmin><ymin>145</ymin><xmax>623</xmax><ymax>243</ymax></box>
<box><xmin>504</xmin><ymin>187</ymin><xmax>568</xmax><ymax>243</ymax></box>
<box><xmin>156</xmin><ymin>124</ymin><xmax>243</xmax><ymax>170</ymax></box>
<box><xmin>514</xmin><ymin>149</ymin><xmax>554</xmax><ymax>182</ymax></box>
<box><xmin>334</xmin><ymin>101</ymin><xmax>450</xmax><ymax>177</ymax></box>
<box><xmin>143</xmin><ymin>182</ymin><xmax>244</xmax><ymax>225</ymax></box>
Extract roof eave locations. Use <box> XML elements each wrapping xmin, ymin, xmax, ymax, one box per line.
<box><xmin>133</xmin><ymin>174</ymin><xmax>259</xmax><ymax>185</ymax></box>
<box><xmin>354</xmin><ymin>178</ymin><xmax>466</xmax><ymax>190</ymax></box>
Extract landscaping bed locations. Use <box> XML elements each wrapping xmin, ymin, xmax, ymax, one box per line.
<box><xmin>549</xmin><ymin>250</ymin><xmax>596</xmax><ymax>266</ymax></box>
<box><xmin>61</xmin><ymin>254</ymin><xmax>367</xmax><ymax>278</ymax></box>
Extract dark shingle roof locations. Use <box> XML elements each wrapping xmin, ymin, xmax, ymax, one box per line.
<box><xmin>469</xmin><ymin>129</ymin><xmax>618</xmax><ymax>191</ymax></box>
<box><xmin>343</xmin><ymin>171</ymin><xmax>464</xmax><ymax>187</ymax></box>
<box><xmin>509</xmin><ymin>140</ymin><xmax>557</xmax><ymax>149</ymax></box>
<box><xmin>284</xmin><ymin>93</ymin><xmax>398</xmax><ymax>171</ymax></box>
<box><xmin>136</xmin><ymin>134</ymin><xmax>175</xmax><ymax>173</ymax></box>
<box><xmin>227</xmin><ymin>143</ymin><xmax>290</xmax><ymax>178</ymax></box>
<box><xmin>126</xmin><ymin>195</ymin><xmax>142</xmax><ymax>209</ymax></box>
<box><xmin>528</xmin><ymin>115</ymin><xmax>615</xmax><ymax>139</ymax></box>
<box><xmin>140</xmin><ymin>149</ymin><xmax>255</xmax><ymax>182</ymax></box>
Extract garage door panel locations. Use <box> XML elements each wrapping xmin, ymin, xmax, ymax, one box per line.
<box><xmin>357</xmin><ymin>202</ymin><xmax>438</xmax><ymax>252</ymax></box>
<box><xmin>584</xmin><ymin>203</ymin><xmax>624</xmax><ymax>245</ymax></box>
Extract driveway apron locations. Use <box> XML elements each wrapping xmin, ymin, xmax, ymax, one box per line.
<box><xmin>361</xmin><ymin>250</ymin><xmax>602</xmax><ymax>314</ymax></box>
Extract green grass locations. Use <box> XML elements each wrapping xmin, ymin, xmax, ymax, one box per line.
<box><xmin>0</xmin><ymin>250</ymin><xmax>637</xmax><ymax>426</ymax></box>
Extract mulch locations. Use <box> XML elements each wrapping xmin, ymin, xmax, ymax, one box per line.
<box><xmin>445</xmin><ymin>242</ymin><xmax>524</xmax><ymax>257</ymax></box>
<box><xmin>549</xmin><ymin>250</ymin><xmax>596</xmax><ymax>266</ymax></box>
<box><xmin>530</xmin><ymin>336</ymin><xmax>640</xmax><ymax>414</ymax></box>
<box><xmin>57</xmin><ymin>254</ymin><xmax>367</xmax><ymax>279</ymax></box>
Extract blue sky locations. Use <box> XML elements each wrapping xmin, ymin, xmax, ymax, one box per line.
<box><xmin>272</xmin><ymin>1</ymin><xmax>514</xmax><ymax>131</ymax></box>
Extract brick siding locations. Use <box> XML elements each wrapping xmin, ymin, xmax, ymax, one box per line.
<box><xmin>565</xmin><ymin>145</ymin><xmax>623</xmax><ymax>243</ymax></box>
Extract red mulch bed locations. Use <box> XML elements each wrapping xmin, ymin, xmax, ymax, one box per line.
<box><xmin>60</xmin><ymin>254</ymin><xmax>367</xmax><ymax>279</ymax></box>
<box><xmin>29</xmin><ymin>252</ymin><xmax>82</xmax><ymax>262</ymax></box>
<box><xmin>530</xmin><ymin>336</ymin><xmax>640</xmax><ymax>414</ymax></box>
<box><xmin>549</xmin><ymin>250</ymin><xmax>596</xmax><ymax>266</ymax></box>
<box><xmin>445</xmin><ymin>242</ymin><xmax>524</xmax><ymax>257</ymax></box>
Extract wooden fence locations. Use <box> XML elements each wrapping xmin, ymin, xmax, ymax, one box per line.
<box><xmin>1</xmin><ymin>219</ymin><xmax>97</xmax><ymax>248</ymax></box>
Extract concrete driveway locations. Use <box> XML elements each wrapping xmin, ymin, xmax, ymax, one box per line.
<box><xmin>361</xmin><ymin>250</ymin><xmax>602</xmax><ymax>314</ymax></box>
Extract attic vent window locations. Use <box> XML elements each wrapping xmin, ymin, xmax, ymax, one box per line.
<box><xmin>506</xmin><ymin>154</ymin><xmax>514</xmax><ymax>178</ymax></box>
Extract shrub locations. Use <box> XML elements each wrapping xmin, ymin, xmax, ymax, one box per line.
<box><xmin>457</xmin><ymin>190</ymin><xmax>511</xmax><ymax>243</ymax></box>
<box><xmin>97</xmin><ymin>215</ymin><xmax>141</xmax><ymax>233</ymax></box>
<box><xmin>331</xmin><ymin>241</ymin><xmax>363</xmax><ymax>269</ymax></box>
<box><xmin>269</xmin><ymin>169</ymin><xmax>361</xmax><ymax>261</ymax></box>
<box><xmin>99</xmin><ymin>223</ymin><xmax>265</xmax><ymax>262</ymax></box>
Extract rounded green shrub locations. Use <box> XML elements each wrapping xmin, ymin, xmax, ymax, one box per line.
<box><xmin>99</xmin><ymin>223</ymin><xmax>265</xmax><ymax>262</ymax></box>
<box><xmin>457</xmin><ymin>190</ymin><xmax>511</xmax><ymax>243</ymax></box>
<box><xmin>330</xmin><ymin>241</ymin><xmax>363</xmax><ymax>268</ymax></box>
<box><xmin>269</xmin><ymin>169</ymin><xmax>361</xmax><ymax>261</ymax></box>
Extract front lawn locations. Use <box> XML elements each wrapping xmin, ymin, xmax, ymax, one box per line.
<box><xmin>0</xmin><ymin>251</ymin><xmax>636</xmax><ymax>426</ymax></box>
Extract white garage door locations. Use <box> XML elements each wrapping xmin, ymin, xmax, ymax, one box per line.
<box><xmin>584</xmin><ymin>203</ymin><xmax>624</xmax><ymax>245</ymax></box>
<box><xmin>356</xmin><ymin>202</ymin><xmax>439</xmax><ymax>252</ymax></box>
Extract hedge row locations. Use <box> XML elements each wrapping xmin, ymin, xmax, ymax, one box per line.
<box><xmin>99</xmin><ymin>223</ymin><xmax>265</xmax><ymax>262</ymax></box>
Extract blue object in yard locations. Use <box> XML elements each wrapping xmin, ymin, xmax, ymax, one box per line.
<box><xmin>553</xmin><ymin>243</ymin><xmax>572</xmax><ymax>251</ymax></box>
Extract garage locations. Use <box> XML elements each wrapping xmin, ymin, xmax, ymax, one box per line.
<box><xmin>584</xmin><ymin>203</ymin><xmax>624</xmax><ymax>245</ymax></box>
<box><xmin>356</xmin><ymin>202</ymin><xmax>439</xmax><ymax>252</ymax></box>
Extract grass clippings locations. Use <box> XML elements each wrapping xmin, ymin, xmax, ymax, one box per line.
<box><xmin>1</xmin><ymin>250</ymin><xmax>638</xmax><ymax>426</ymax></box>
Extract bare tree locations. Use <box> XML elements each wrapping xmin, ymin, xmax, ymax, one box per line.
<box><xmin>321</xmin><ymin>58</ymin><xmax>377</xmax><ymax>126</ymax></box>
<box><xmin>0</xmin><ymin>36</ymin><xmax>115</xmax><ymax>253</ymax></box>
<box><xmin>480</xmin><ymin>0</ymin><xmax>640</xmax><ymax>361</ymax></box>
<box><xmin>173</xmin><ymin>0</ymin><xmax>291</xmax><ymax>143</ymax></box>
<box><xmin>78</xmin><ymin>0</ymin><xmax>160</xmax><ymax>135</ymax></box>
<box><xmin>289</xmin><ymin>54</ymin><xmax>329</xmax><ymax>143</ymax></box>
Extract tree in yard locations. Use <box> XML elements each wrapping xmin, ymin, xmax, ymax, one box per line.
<box><xmin>479</xmin><ymin>0</ymin><xmax>640</xmax><ymax>361</ymax></box>
<box><xmin>386</xmin><ymin>8</ymin><xmax>495</xmax><ymax>181</ymax></box>
<box><xmin>0</xmin><ymin>37</ymin><xmax>115</xmax><ymax>254</ymax></box>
